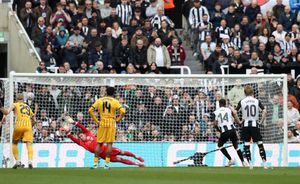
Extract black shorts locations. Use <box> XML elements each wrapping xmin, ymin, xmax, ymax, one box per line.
<box><xmin>242</xmin><ymin>127</ymin><xmax>262</xmax><ymax>142</ymax></box>
<box><xmin>218</xmin><ymin>129</ymin><xmax>238</xmax><ymax>147</ymax></box>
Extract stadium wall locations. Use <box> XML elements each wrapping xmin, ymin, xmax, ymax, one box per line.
<box><xmin>1</xmin><ymin>143</ymin><xmax>299</xmax><ymax>168</ymax></box>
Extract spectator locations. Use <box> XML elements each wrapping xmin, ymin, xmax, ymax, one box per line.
<box><xmin>146</xmin><ymin>0</ymin><xmax>158</xmax><ymax>18</ymax></box>
<box><xmin>88</xmin><ymin>42</ymin><xmax>111</xmax><ymax>69</ymax></box>
<box><xmin>229</xmin><ymin>50</ymin><xmax>249</xmax><ymax>74</ymax></box>
<box><xmin>100</xmin><ymin>27</ymin><xmax>117</xmax><ymax>58</ymax></box>
<box><xmin>31</xmin><ymin>17</ymin><xmax>46</xmax><ymax>55</ymax></box>
<box><xmin>80</xmin><ymin>17</ymin><xmax>91</xmax><ymax>38</ymax></box>
<box><xmin>112</xmin><ymin>22</ymin><xmax>122</xmax><ymax>39</ymax></box>
<box><xmin>210</xmin><ymin>2</ymin><xmax>224</xmax><ymax>28</ymax></box>
<box><xmin>40</xmin><ymin>109</ymin><xmax>51</xmax><ymax>127</ymax></box>
<box><xmin>100</xmin><ymin>0</ymin><xmax>112</xmax><ymax>19</ymax></box>
<box><xmin>20</xmin><ymin>0</ymin><xmax>35</xmax><ymax>37</ymax></box>
<box><xmin>131</xmin><ymin>27</ymin><xmax>149</xmax><ymax>49</ymax></box>
<box><xmin>41</xmin><ymin>44</ymin><xmax>57</xmax><ymax>69</ymax></box>
<box><xmin>68</xmin><ymin>26</ymin><xmax>85</xmax><ymax>48</ymax></box>
<box><xmin>131</xmin><ymin>39</ymin><xmax>148</xmax><ymax>74</ymax></box>
<box><xmin>151</xmin><ymin>6</ymin><xmax>174</xmax><ymax>30</ymax></box>
<box><xmin>227</xmin><ymin>79</ymin><xmax>245</xmax><ymax>107</ymax></box>
<box><xmin>249</xmin><ymin>51</ymin><xmax>263</xmax><ymax>68</ymax></box>
<box><xmin>147</xmin><ymin>37</ymin><xmax>171</xmax><ymax>74</ymax></box>
<box><xmin>114</xmin><ymin>38</ymin><xmax>131</xmax><ymax>73</ymax></box>
<box><xmin>147</xmin><ymin>62</ymin><xmax>161</xmax><ymax>74</ymax></box>
<box><xmin>84</xmin><ymin>0</ymin><xmax>94</xmax><ymax>19</ymax></box>
<box><xmin>288</xmin><ymin>130</ymin><xmax>300</xmax><ymax>143</ymax></box>
<box><xmin>60</xmin><ymin>41</ymin><xmax>81</xmax><ymax>71</ymax></box>
<box><xmin>272</xmin><ymin>24</ymin><xmax>287</xmax><ymax>44</ymax></box>
<box><xmin>105</xmin><ymin>8</ymin><xmax>122</xmax><ymax>27</ymax></box>
<box><xmin>244</xmin><ymin>0</ymin><xmax>261</xmax><ymax>23</ymax></box>
<box><xmin>167</xmin><ymin>37</ymin><xmax>186</xmax><ymax>74</ymax></box>
<box><xmin>279</xmin><ymin>6</ymin><xmax>295</xmax><ymax>32</ymax></box>
<box><xmin>33</xmin><ymin>0</ymin><xmax>52</xmax><ymax>26</ymax></box>
<box><xmin>272</xmin><ymin>0</ymin><xmax>286</xmax><ymax>20</ymax></box>
<box><xmin>50</xmin><ymin>2</ymin><xmax>71</xmax><ymax>28</ymax></box>
<box><xmin>287</xmin><ymin>100</ymin><xmax>300</xmax><ymax>127</ymax></box>
<box><xmin>116</xmin><ymin>0</ymin><xmax>132</xmax><ymax>27</ymax></box>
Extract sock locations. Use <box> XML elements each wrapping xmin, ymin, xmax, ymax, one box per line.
<box><xmin>105</xmin><ymin>157</ymin><xmax>110</xmax><ymax>165</ymax></box>
<box><xmin>258</xmin><ymin>144</ymin><xmax>266</xmax><ymax>161</ymax></box>
<box><xmin>27</xmin><ymin>144</ymin><xmax>33</xmax><ymax>161</ymax></box>
<box><xmin>122</xmin><ymin>151</ymin><xmax>136</xmax><ymax>158</ymax></box>
<box><xmin>236</xmin><ymin>148</ymin><xmax>244</xmax><ymax>162</ymax></box>
<box><xmin>119</xmin><ymin>158</ymin><xmax>138</xmax><ymax>166</ymax></box>
<box><xmin>244</xmin><ymin>145</ymin><xmax>251</xmax><ymax>162</ymax></box>
<box><xmin>220</xmin><ymin>147</ymin><xmax>232</xmax><ymax>161</ymax></box>
<box><xmin>94</xmin><ymin>157</ymin><xmax>99</xmax><ymax>165</ymax></box>
<box><xmin>12</xmin><ymin>143</ymin><xmax>19</xmax><ymax>161</ymax></box>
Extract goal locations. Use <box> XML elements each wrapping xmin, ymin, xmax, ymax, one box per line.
<box><xmin>0</xmin><ymin>72</ymin><xmax>289</xmax><ymax>168</ymax></box>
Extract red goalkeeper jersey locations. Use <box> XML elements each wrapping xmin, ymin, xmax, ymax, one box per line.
<box><xmin>68</xmin><ymin>122</ymin><xmax>121</xmax><ymax>158</ymax></box>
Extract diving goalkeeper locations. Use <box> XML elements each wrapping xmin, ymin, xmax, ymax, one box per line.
<box><xmin>61</xmin><ymin>117</ymin><xmax>144</xmax><ymax>168</ymax></box>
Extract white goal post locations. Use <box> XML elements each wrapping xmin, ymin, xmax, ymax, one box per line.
<box><xmin>0</xmin><ymin>72</ymin><xmax>289</xmax><ymax>168</ymax></box>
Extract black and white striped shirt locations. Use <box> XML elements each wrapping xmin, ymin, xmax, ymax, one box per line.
<box><xmin>188</xmin><ymin>6</ymin><xmax>210</xmax><ymax>27</ymax></box>
<box><xmin>151</xmin><ymin>15</ymin><xmax>174</xmax><ymax>30</ymax></box>
<box><xmin>198</xmin><ymin>21</ymin><xmax>213</xmax><ymax>42</ymax></box>
<box><xmin>116</xmin><ymin>3</ymin><xmax>132</xmax><ymax>25</ymax></box>
<box><xmin>221</xmin><ymin>42</ymin><xmax>235</xmax><ymax>55</ymax></box>
<box><xmin>215</xmin><ymin>26</ymin><xmax>231</xmax><ymax>41</ymax></box>
<box><xmin>231</xmin><ymin>31</ymin><xmax>242</xmax><ymax>50</ymax></box>
<box><xmin>214</xmin><ymin>107</ymin><xmax>235</xmax><ymax>133</ymax></box>
<box><xmin>281</xmin><ymin>40</ymin><xmax>295</xmax><ymax>53</ymax></box>
<box><xmin>236</xmin><ymin>96</ymin><xmax>265</xmax><ymax>127</ymax></box>
<box><xmin>289</xmin><ymin>31</ymin><xmax>299</xmax><ymax>41</ymax></box>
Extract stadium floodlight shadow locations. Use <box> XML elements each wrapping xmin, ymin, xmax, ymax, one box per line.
<box><xmin>173</xmin><ymin>145</ymin><xmax>233</xmax><ymax>167</ymax></box>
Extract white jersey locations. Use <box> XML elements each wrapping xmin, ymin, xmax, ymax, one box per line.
<box><xmin>236</xmin><ymin>96</ymin><xmax>264</xmax><ymax>127</ymax></box>
<box><xmin>213</xmin><ymin>107</ymin><xmax>235</xmax><ymax>133</ymax></box>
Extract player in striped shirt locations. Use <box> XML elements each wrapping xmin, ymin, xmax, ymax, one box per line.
<box><xmin>213</xmin><ymin>99</ymin><xmax>246</xmax><ymax>167</ymax></box>
<box><xmin>236</xmin><ymin>85</ymin><xmax>268</xmax><ymax>169</ymax></box>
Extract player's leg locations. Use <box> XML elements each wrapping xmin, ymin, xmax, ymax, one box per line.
<box><xmin>253</xmin><ymin>128</ymin><xmax>268</xmax><ymax>169</ymax></box>
<box><xmin>12</xmin><ymin>129</ymin><xmax>22</xmax><ymax>169</ymax></box>
<box><xmin>230</xmin><ymin>131</ymin><xmax>245</xmax><ymax>165</ymax></box>
<box><xmin>93</xmin><ymin>143</ymin><xmax>102</xmax><ymax>168</ymax></box>
<box><xmin>119</xmin><ymin>150</ymin><xmax>144</xmax><ymax>162</ymax></box>
<box><xmin>104</xmin><ymin>127</ymin><xmax>116</xmax><ymax>169</ymax></box>
<box><xmin>23</xmin><ymin>128</ymin><xmax>33</xmax><ymax>169</ymax></box>
<box><xmin>113</xmin><ymin>157</ymin><xmax>144</xmax><ymax>167</ymax></box>
<box><xmin>218</xmin><ymin>132</ymin><xmax>233</xmax><ymax>167</ymax></box>
<box><xmin>242</xmin><ymin>127</ymin><xmax>252</xmax><ymax>162</ymax></box>
<box><xmin>95</xmin><ymin>126</ymin><xmax>107</xmax><ymax>168</ymax></box>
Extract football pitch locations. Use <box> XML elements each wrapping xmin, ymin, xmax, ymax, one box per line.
<box><xmin>0</xmin><ymin>167</ymin><xmax>299</xmax><ymax>184</ymax></box>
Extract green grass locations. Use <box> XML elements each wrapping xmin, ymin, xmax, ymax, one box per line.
<box><xmin>0</xmin><ymin>167</ymin><xmax>299</xmax><ymax>184</ymax></box>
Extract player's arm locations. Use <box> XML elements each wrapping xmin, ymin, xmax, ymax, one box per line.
<box><xmin>116</xmin><ymin>101</ymin><xmax>126</xmax><ymax>123</ymax></box>
<box><xmin>235</xmin><ymin>101</ymin><xmax>241</xmax><ymax>112</ymax></box>
<box><xmin>259</xmin><ymin>101</ymin><xmax>267</xmax><ymax>124</ymax></box>
<box><xmin>88</xmin><ymin>101</ymin><xmax>99</xmax><ymax>124</ymax></box>
<box><xmin>30</xmin><ymin>108</ymin><xmax>37</xmax><ymax>126</ymax></box>
<box><xmin>75</xmin><ymin>122</ymin><xmax>90</xmax><ymax>134</ymax></box>
<box><xmin>230</xmin><ymin>106</ymin><xmax>241</xmax><ymax>124</ymax></box>
<box><xmin>1</xmin><ymin>104</ymin><xmax>16</xmax><ymax>123</ymax></box>
<box><xmin>67</xmin><ymin>132</ymin><xmax>81</xmax><ymax>145</ymax></box>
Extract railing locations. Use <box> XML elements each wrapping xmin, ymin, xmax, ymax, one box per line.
<box><xmin>170</xmin><ymin>66</ymin><xmax>191</xmax><ymax>75</ymax></box>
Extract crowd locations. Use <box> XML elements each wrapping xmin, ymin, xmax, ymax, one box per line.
<box><xmin>180</xmin><ymin>0</ymin><xmax>300</xmax><ymax>76</ymax></box>
<box><xmin>13</xmin><ymin>0</ymin><xmax>186</xmax><ymax>74</ymax></box>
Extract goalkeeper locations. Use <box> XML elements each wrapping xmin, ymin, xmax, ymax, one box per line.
<box><xmin>62</xmin><ymin>117</ymin><xmax>144</xmax><ymax>168</ymax></box>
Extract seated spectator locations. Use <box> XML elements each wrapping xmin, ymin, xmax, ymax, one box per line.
<box><xmin>147</xmin><ymin>62</ymin><xmax>161</xmax><ymax>74</ymax></box>
<box><xmin>100</xmin><ymin>27</ymin><xmax>117</xmax><ymax>57</ymax></box>
<box><xmin>60</xmin><ymin>41</ymin><xmax>81</xmax><ymax>71</ymax></box>
<box><xmin>229</xmin><ymin>50</ymin><xmax>249</xmax><ymax>74</ymax></box>
<box><xmin>41</xmin><ymin>44</ymin><xmax>57</xmax><ymax>68</ymax></box>
<box><xmin>88</xmin><ymin>42</ymin><xmax>111</xmax><ymax>69</ymax></box>
<box><xmin>249</xmin><ymin>51</ymin><xmax>263</xmax><ymax>68</ymax></box>
<box><xmin>212</xmin><ymin>54</ymin><xmax>228</xmax><ymax>74</ymax></box>
<box><xmin>244</xmin><ymin>0</ymin><xmax>261</xmax><ymax>23</ymax></box>
<box><xmin>63</xmin><ymin>62</ymin><xmax>73</xmax><ymax>74</ymax></box>
<box><xmin>281</xmin><ymin>33</ymin><xmax>295</xmax><ymax>55</ymax></box>
<box><xmin>131</xmin><ymin>7</ymin><xmax>144</xmax><ymax>27</ymax></box>
<box><xmin>89</xmin><ymin>9</ymin><xmax>101</xmax><ymax>28</ymax></box>
<box><xmin>126</xmin><ymin>63</ymin><xmax>136</xmax><ymax>74</ymax></box>
<box><xmin>80</xmin><ymin>17</ymin><xmax>92</xmax><ymax>38</ymax></box>
<box><xmin>258</xmin><ymin>28</ymin><xmax>271</xmax><ymax>45</ymax></box>
<box><xmin>288</xmin><ymin>130</ymin><xmax>300</xmax><ymax>143</ymax></box>
<box><xmin>36</xmin><ymin>61</ymin><xmax>49</xmax><ymax>73</ymax></box>
<box><xmin>75</xmin><ymin>60</ymin><xmax>88</xmax><ymax>73</ymax></box>
<box><xmin>105</xmin><ymin>8</ymin><xmax>121</xmax><ymax>27</ymax></box>
<box><xmin>131</xmin><ymin>27</ymin><xmax>149</xmax><ymax>49</ymax></box>
<box><xmin>100</xmin><ymin>0</ymin><xmax>112</xmax><ymax>19</ymax></box>
<box><xmin>89</xmin><ymin>61</ymin><xmax>109</xmax><ymax>74</ymax></box>
<box><xmin>272</xmin><ymin>24</ymin><xmax>287</xmax><ymax>44</ymax></box>
<box><xmin>112</xmin><ymin>21</ymin><xmax>122</xmax><ymax>39</ymax></box>
<box><xmin>54</xmin><ymin>27</ymin><xmax>69</xmax><ymax>51</ymax></box>
<box><xmin>68</xmin><ymin>26</ymin><xmax>84</xmax><ymax>48</ymax></box>
<box><xmin>114</xmin><ymin>38</ymin><xmax>131</xmax><ymax>73</ymax></box>
<box><xmin>287</xmin><ymin>100</ymin><xmax>300</xmax><ymax>127</ymax></box>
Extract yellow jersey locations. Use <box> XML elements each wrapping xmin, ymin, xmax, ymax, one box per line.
<box><xmin>91</xmin><ymin>96</ymin><xmax>123</xmax><ymax>127</ymax></box>
<box><xmin>14</xmin><ymin>102</ymin><xmax>34</xmax><ymax>128</ymax></box>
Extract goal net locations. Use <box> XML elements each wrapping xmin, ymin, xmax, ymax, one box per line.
<box><xmin>0</xmin><ymin>73</ymin><xmax>288</xmax><ymax>168</ymax></box>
